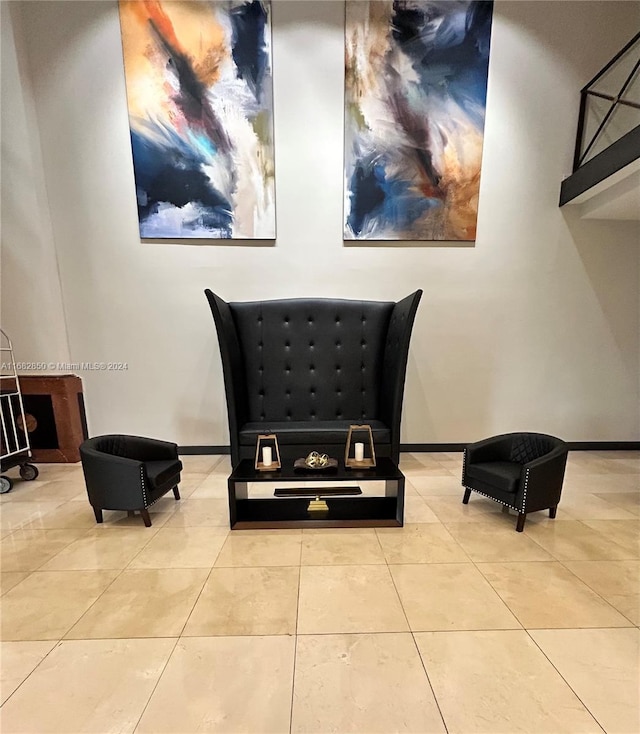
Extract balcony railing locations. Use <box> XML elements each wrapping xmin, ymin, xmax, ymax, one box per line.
<box><xmin>560</xmin><ymin>31</ymin><xmax>640</xmax><ymax>206</ymax></box>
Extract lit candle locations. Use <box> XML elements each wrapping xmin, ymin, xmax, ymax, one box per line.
<box><xmin>262</xmin><ymin>446</ymin><xmax>273</xmax><ymax>467</ymax></box>
<box><xmin>355</xmin><ymin>442</ymin><xmax>364</xmax><ymax>462</ymax></box>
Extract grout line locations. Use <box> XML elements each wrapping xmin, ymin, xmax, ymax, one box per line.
<box><xmin>555</xmin><ymin>558</ymin><xmax>638</xmax><ymax>626</ymax></box>
<box><xmin>525</xmin><ymin>629</ymin><xmax>608</xmax><ymax>734</ymax></box>
<box><xmin>288</xmin><ymin>565</ymin><xmax>301</xmax><ymax>734</ymax></box>
<box><xmin>132</xmin><ymin>636</ymin><xmax>182</xmax><ymax>732</ymax></box>
<box><xmin>383</xmin><ymin>533</ymin><xmax>450</xmax><ymax>734</ymax></box>
<box><xmin>0</xmin><ymin>639</ymin><xmax>60</xmax><ymax>707</ymax></box>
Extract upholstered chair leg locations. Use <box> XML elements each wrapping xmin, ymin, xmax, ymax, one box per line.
<box><xmin>93</xmin><ymin>507</ymin><xmax>103</xmax><ymax>524</ymax></box>
<box><xmin>140</xmin><ymin>509</ymin><xmax>152</xmax><ymax>527</ymax></box>
<box><xmin>173</xmin><ymin>486</ymin><xmax>180</xmax><ymax>500</ymax></box>
<box><xmin>502</xmin><ymin>505</ymin><xmax>510</xmax><ymax>514</ymax></box>
<box><xmin>462</xmin><ymin>488</ymin><xmax>472</xmax><ymax>504</ymax></box>
<box><xmin>127</xmin><ymin>510</ymin><xmax>135</xmax><ymax>517</ymax></box>
<box><xmin>549</xmin><ymin>506</ymin><xmax>557</xmax><ymax>519</ymax></box>
<box><xmin>516</xmin><ymin>513</ymin><xmax>526</xmax><ymax>532</ymax></box>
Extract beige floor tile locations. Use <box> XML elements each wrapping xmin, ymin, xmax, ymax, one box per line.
<box><xmin>215</xmin><ymin>531</ymin><xmax>302</xmax><ymax>567</ymax></box>
<box><xmin>376</xmin><ymin>523</ymin><xmax>469</xmax><ymax>563</ymax></box>
<box><xmin>292</xmin><ymin>633</ymin><xmax>446</xmax><ymax>733</ymax></box>
<box><xmin>1</xmin><ymin>570</ymin><xmax>119</xmax><ymax>640</ymax></box>
<box><xmin>298</xmin><ymin>565</ymin><xmax>408</xmax><ymax>634</ymax></box>
<box><xmin>0</xmin><ymin>500</ymin><xmax>67</xmax><ymax>536</ymax></box>
<box><xmin>391</xmin><ymin>563</ymin><xmax>520</xmax><ymax>631</ymax></box>
<box><xmin>39</xmin><ymin>528</ymin><xmax>156</xmax><ymax>570</ymax></box>
<box><xmin>403</xmin><ymin>494</ymin><xmax>442</xmax><ymax>522</ymax></box>
<box><xmin>29</xmin><ymin>463</ymin><xmax>84</xmax><ymax>478</ymax></box>
<box><xmin>172</xmin><ymin>476</ymin><xmax>205</xmax><ymax>498</ymax></box>
<box><xmin>20</xmin><ymin>499</ymin><xmax>100</xmax><ymax>529</ymax></box>
<box><xmin>5</xmin><ymin>479</ymin><xmax>86</xmax><ymax>503</ymax></box>
<box><xmin>416</xmin><ymin>630</ymin><xmax>602</xmax><ymax>733</ymax></box>
<box><xmin>178</xmin><ymin>454</ymin><xmax>224</xmax><ymax>474</ymax></box>
<box><xmin>563</xmin><ymin>559</ymin><xmax>640</xmax><ymax>624</ymax></box>
<box><xmin>127</xmin><ymin>527</ymin><xmax>227</xmax><ymax>569</ymax></box>
<box><xmin>410</xmin><ymin>475</ymin><xmax>464</xmax><ymax>496</ymax></box>
<box><xmin>1</xmin><ymin>528</ymin><xmax>87</xmax><ymax>572</ymax></box>
<box><xmin>524</xmin><ymin>519</ymin><xmax>636</xmax><ymax>560</ymax></box>
<box><xmin>444</xmin><ymin>522</ymin><xmax>553</xmax><ymax>562</ymax></box>
<box><xmin>66</xmin><ymin>568</ymin><xmax>208</xmax><ymax>639</ymax></box>
<box><xmin>0</xmin><ymin>638</ymin><xmax>175</xmax><ymax>733</ymax></box>
<box><xmin>565</xmin><ymin>456</ymin><xmax>637</xmax><ymax>475</ymax></box>
<box><xmin>563</xmin><ymin>473</ymin><xmax>639</xmax><ymax>494</ymax></box>
<box><xmin>558</xmin><ymin>492</ymin><xmax>637</xmax><ymax>520</ymax></box>
<box><xmin>64</xmin><ymin>504</ymin><xmax>176</xmax><ymax>528</ymax></box>
<box><xmin>162</xmin><ymin>498</ymin><xmax>229</xmax><ymax>527</ymax></box>
<box><xmin>400</xmin><ymin>465</ymin><xmax>456</xmax><ymax>478</ymax></box>
<box><xmin>590</xmin><ymin>450</ymin><xmax>640</xmax><ymax>461</ymax></box>
<box><xmin>189</xmin><ymin>474</ymin><xmax>229</xmax><ymax>499</ymax></box>
<box><xmin>423</xmin><ymin>494</ymin><xmax>504</xmax><ymax>523</ymax></box>
<box><xmin>479</xmin><ymin>561</ymin><xmax>632</xmax><ymax>628</ymax></box>
<box><xmin>301</xmin><ymin>530</ymin><xmax>385</xmax><ymax>565</ymax></box>
<box><xmin>594</xmin><ymin>491</ymin><xmax>640</xmax><ymax>516</ymax></box>
<box><xmin>183</xmin><ymin>566</ymin><xmax>299</xmax><ymax>636</ymax></box>
<box><xmin>606</xmin><ymin>594</ymin><xmax>640</xmax><ymax>625</ymax></box>
<box><xmin>580</xmin><ymin>519</ymin><xmax>640</xmax><ymax>557</ymax></box>
<box><xmin>0</xmin><ymin>480</ymin><xmax>55</xmax><ymax>503</ymax></box>
<box><xmin>0</xmin><ymin>572</ymin><xmax>30</xmax><ymax>596</ymax></box>
<box><xmin>0</xmin><ymin>640</ymin><xmax>56</xmax><ymax>705</ymax></box>
<box><xmin>531</xmin><ymin>628</ymin><xmax>640</xmax><ymax>734</ymax></box>
<box><xmin>136</xmin><ymin>636</ymin><xmax>295</xmax><ymax>733</ymax></box>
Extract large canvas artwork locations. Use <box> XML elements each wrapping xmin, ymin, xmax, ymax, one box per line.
<box><xmin>119</xmin><ymin>0</ymin><xmax>275</xmax><ymax>239</ymax></box>
<box><xmin>344</xmin><ymin>1</ymin><xmax>493</xmax><ymax>241</ymax></box>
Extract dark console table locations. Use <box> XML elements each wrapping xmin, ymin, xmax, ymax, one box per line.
<box><xmin>227</xmin><ymin>458</ymin><xmax>405</xmax><ymax>529</ymax></box>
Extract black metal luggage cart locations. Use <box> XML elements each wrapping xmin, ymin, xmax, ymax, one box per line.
<box><xmin>0</xmin><ymin>330</ymin><xmax>39</xmax><ymax>493</ymax></box>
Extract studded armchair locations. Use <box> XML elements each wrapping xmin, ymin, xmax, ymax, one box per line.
<box><xmin>462</xmin><ymin>432</ymin><xmax>568</xmax><ymax>531</ymax></box>
<box><xmin>205</xmin><ymin>290</ymin><xmax>422</xmax><ymax>467</ymax></box>
<box><xmin>80</xmin><ymin>435</ymin><xmax>182</xmax><ymax>527</ymax></box>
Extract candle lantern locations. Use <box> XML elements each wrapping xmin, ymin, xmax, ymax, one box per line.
<box><xmin>344</xmin><ymin>425</ymin><xmax>376</xmax><ymax>468</ymax></box>
<box><xmin>255</xmin><ymin>434</ymin><xmax>281</xmax><ymax>471</ymax></box>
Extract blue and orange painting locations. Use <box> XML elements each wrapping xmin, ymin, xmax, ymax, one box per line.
<box><xmin>344</xmin><ymin>0</ymin><xmax>493</xmax><ymax>241</ymax></box>
<box><xmin>119</xmin><ymin>0</ymin><xmax>275</xmax><ymax>239</ymax></box>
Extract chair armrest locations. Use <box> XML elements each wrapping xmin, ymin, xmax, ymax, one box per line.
<box><xmin>80</xmin><ymin>448</ymin><xmax>147</xmax><ymax>510</ymax></box>
<box><xmin>517</xmin><ymin>445</ymin><xmax>568</xmax><ymax>512</ymax></box>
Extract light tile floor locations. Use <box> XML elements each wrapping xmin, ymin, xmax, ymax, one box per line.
<box><xmin>0</xmin><ymin>451</ymin><xmax>638</xmax><ymax>733</ymax></box>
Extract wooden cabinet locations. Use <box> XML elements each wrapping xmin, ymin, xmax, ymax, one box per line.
<box><xmin>18</xmin><ymin>375</ymin><xmax>87</xmax><ymax>462</ymax></box>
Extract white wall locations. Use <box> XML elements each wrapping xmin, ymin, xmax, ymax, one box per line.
<box><xmin>0</xmin><ymin>2</ymin><xmax>69</xmax><ymax>365</ymax></box>
<box><xmin>2</xmin><ymin>0</ymin><xmax>639</xmax><ymax>445</ymax></box>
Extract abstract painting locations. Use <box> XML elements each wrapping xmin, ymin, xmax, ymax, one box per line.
<box><xmin>119</xmin><ymin>0</ymin><xmax>275</xmax><ymax>239</ymax></box>
<box><xmin>344</xmin><ymin>0</ymin><xmax>493</xmax><ymax>241</ymax></box>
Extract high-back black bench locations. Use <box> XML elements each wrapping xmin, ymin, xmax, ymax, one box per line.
<box><xmin>205</xmin><ymin>290</ymin><xmax>422</xmax><ymax>467</ymax></box>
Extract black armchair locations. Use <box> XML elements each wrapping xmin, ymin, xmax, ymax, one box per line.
<box><xmin>462</xmin><ymin>432</ymin><xmax>568</xmax><ymax>531</ymax></box>
<box><xmin>80</xmin><ymin>435</ymin><xmax>182</xmax><ymax>527</ymax></box>
<box><xmin>205</xmin><ymin>290</ymin><xmax>422</xmax><ymax>467</ymax></box>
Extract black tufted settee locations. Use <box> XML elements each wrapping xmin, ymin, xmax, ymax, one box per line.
<box><xmin>205</xmin><ymin>290</ymin><xmax>422</xmax><ymax>468</ymax></box>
